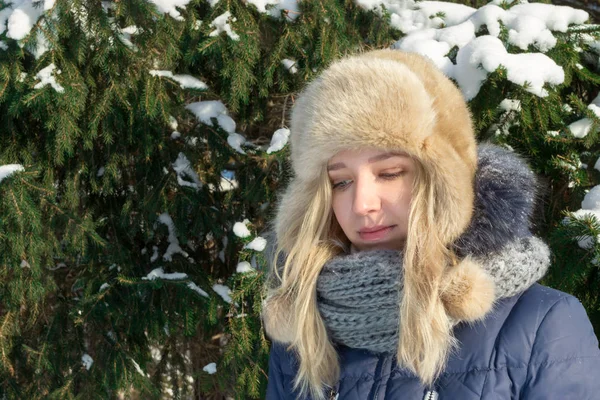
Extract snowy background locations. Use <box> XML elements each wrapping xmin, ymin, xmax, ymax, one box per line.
<box><xmin>0</xmin><ymin>0</ymin><xmax>599</xmax><ymax>397</ymax></box>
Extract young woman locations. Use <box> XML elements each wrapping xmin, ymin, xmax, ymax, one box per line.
<box><xmin>261</xmin><ymin>49</ymin><xmax>600</xmax><ymax>399</ymax></box>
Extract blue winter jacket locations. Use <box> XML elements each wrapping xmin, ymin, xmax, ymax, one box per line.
<box><xmin>266</xmin><ymin>283</ymin><xmax>600</xmax><ymax>399</ymax></box>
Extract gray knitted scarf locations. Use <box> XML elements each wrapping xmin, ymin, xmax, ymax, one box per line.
<box><xmin>316</xmin><ymin>236</ymin><xmax>550</xmax><ymax>353</ymax></box>
<box><xmin>316</xmin><ymin>144</ymin><xmax>550</xmax><ymax>354</ymax></box>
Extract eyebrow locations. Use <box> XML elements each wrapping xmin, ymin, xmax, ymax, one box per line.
<box><xmin>326</xmin><ymin>151</ymin><xmax>409</xmax><ymax>172</ymax></box>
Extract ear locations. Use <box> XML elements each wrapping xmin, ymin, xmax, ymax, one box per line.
<box><xmin>261</xmin><ymin>293</ymin><xmax>295</xmax><ymax>344</ymax></box>
<box><xmin>440</xmin><ymin>257</ymin><xmax>496</xmax><ymax>322</ymax></box>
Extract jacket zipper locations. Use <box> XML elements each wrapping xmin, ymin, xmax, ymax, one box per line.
<box><xmin>423</xmin><ymin>389</ymin><xmax>439</xmax><ymax>400</ymax></box>
<box><xmin>327</xmin><ymin>382</ymin><xmax>339</xmax><ymax>400</ymax></box>
<box><xmin>328</xmin><ymin>388</ymin><xmax>339</xmax><ymax>400</ymax></box>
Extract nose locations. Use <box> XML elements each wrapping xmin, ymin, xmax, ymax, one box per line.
<box><xmin>352</xmin><ymin>176</ymin><xmax>381</xmax><ymax>215</ymax></box>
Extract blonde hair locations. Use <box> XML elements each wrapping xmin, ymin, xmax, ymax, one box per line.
<box><xmin>398</xmin><ymin>159</ymin><xmax>459</xmax><ymax>383</ymax></box>
<box><xmin>265</xmin><ymin>169</ymin><xmax>342</xmax><ymax>399</ymax></box>
<box><xmin>264</xmin><ymin>154</ymin><xmax>462</xmax><ymax>399</ymax></box>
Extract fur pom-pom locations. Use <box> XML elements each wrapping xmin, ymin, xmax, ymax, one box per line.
<box><xmin>440</xmin><ymin>257</ymin><xmax>495</xmax><ymax>322</ymax></box>
<box><xmin>261</xmin><ymin>294</ymin><xmax>295</xmax><ymax>344</ymax></box>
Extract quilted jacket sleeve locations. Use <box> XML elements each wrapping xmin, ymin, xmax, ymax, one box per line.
<box><xmin>521</xmin><ymin>294</ymin><xmax>600</xmax><ymax>399</ymax></box>
<box><xmin>266</xmin><ymin>342</ymin><xmax>289</xmax><ymax>399</ymax></box>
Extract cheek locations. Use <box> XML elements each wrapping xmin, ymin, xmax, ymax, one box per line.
<box><xmin>331</xmin><ymin>196</ymin><xmax>342</xmax><ymax>217</ymax></box>
<box><xmin>402</xmin><ymin>192</ymin><xmax>413</xmax><ymax>224</ymax></box>
<box><xmin>400</xmin><ymin>190</ymin><xmax>412</xmax><ymax>210</ymax></box>
<box><xmin>386</xmin><ymin>186</ymin><xmax>412</xmax><ymax>218</ymax></box>
<box><xmin>400</xmin><ymin>195</ymin><xmax>412</xmax><ymax>222</ymax></box>
<box><xmin>332</xmin><ymin>195</ymin><xmax>351</xmax><ymax>228</ymax></box>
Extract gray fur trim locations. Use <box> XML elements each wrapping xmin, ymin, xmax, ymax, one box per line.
<box><xmin>453</xmin><ymin>143</ymin><xmax>539</xmax><ymax>257</ymax></box>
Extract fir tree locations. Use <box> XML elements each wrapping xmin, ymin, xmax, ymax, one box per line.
<box><xmin>0</xmin><ymin>0</ymin><xmax>599</xmax><ymax>399</ymax></box>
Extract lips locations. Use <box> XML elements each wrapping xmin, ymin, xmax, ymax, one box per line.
<box><xmin>358</xmin><ymin>225</ymin><xmax>395</xmax><ymax>241</ymax></box>
<box><xmin>359</xmin><ymin>225</ymin><xmax>393</xmax><ymax>233</ymax></box>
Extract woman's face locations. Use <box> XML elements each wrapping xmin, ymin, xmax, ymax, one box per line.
<box><xmin>327</xmin><ymin>147</ymin><xmax>416</xmax><ymax>251</ymax></box>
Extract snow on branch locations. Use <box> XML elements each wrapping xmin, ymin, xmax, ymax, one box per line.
<box><xmin>0</xmin><ymin>164</ymin><xmax>24</xmax><ymax>184</ymax></box>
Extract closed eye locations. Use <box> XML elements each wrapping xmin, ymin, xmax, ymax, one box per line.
<box><xmin>331</xmin><ymin>171</ymin><xmax>405</xmax><ymax>190</ymax></box>
<box><xmin>378</xmin><ymin>171</ymin><xmax>405</xmax><ymax>180</ymax></box>
<box><xmin>332</xmin><ymin>179</ymin><xmax>352</xmax><ymax>190</ymax></box>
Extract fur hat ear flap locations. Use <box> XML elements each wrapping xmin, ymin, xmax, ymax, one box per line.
<box><xmin>440</xmin><ymin>257</ymin><xmax>495</xmax><ymax>322</ymax></box>
<box><xmin>261</xmin><ymin>292</ymin><xmax>295</xmax><ymax>344</ymax></box>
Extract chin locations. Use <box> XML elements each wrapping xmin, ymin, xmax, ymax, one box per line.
<box><xmin>357</xmin><ymin>240</ymin><xmax>403</xmax><ymax>252</ymax></box>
